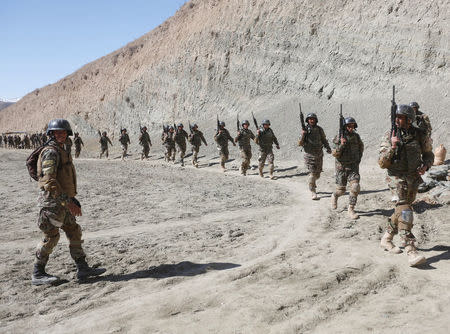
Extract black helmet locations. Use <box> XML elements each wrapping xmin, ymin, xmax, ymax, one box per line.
<box><xmin>46</xmin><ymin>119</ymin><xmax>73</xmax><ymax>136</ymax></box>
<box><xmin>219</xmin><ymin>121</ymin><xmax>225</xmax><ymax>127</ymax></box>
<box><xmin>242</xmin><ymin>120</ymin><xmax>250</xmax><ymax>126</ymax></box>
<box><xmin>193</xmin><ymin>123</ymin><xmax>198</xmax><ymax>128</ymax></box>
<box><xmin>344</xmin><ymin>117</ymin><xmax>358</xmax><ymax>128</ymax></box>
<box><xmin>396</xmin><ymin>104</ymin><xmax>415</xmax><ymax>122</ymax></box>
<box><xmin>169</xmin><ymin>126</ymin><xmax>174</xmax><ymax>130</ymax></box>
<box><xmin>177</xmin><ymin>123</ymin><xmax>183</xmax><ymax>128</ymax></box>
<box><xmin>74</xmin><ymin>132</ymin><xmax>79</xmax><ymax>136</ymax></box>
<box><xmin>102</xmin><ymin>131</ymin><xmax>107</xmax><ymax>136</ymax></box>
<box><xmin>305</xmin><ymin>113</ymin><xmax>318</xmax><ymax>123</ymax></box>
<box><xmin>121</xmin><ymin>128</ymin><xmax>127</xmax><ymax>132</ymax></box>
<box><xmin>142</xmin><ymin>126</ymin><xmax>147</xmax><ymax>131</ymax></box>
<box><xmin>409</xmin><ymin>102</ymin><xmax>420</xmax><ymax>109</ymax></box>
<box><xmin>262</xmin><ymin>119</ymin><xmax>271</xmax><ymax>125</ymax></box>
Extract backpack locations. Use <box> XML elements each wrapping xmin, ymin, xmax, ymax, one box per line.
<box><xmin>26</xmin><ymin>141</ymin><xmax>57</xmax><ymax>181</ymax></box>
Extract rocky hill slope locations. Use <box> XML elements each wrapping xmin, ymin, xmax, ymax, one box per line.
<box><xmin>1</xmin><ymin>0</ymin><xmax>448</xmax><ymax>152</ymax></box>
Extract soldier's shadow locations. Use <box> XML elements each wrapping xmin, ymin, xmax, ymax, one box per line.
<box><xmin>415</xmin><ymin>245</ymin><xmax>450</xmax><ymax>270</ymax></box>
<box><xmin>88</xmin><ymin>261</ymin><xmax>241</xmax><ymax>283</ymax></box>
<box><xmin>276</xmin><ymin>171</ymin><xmax>308</xmax><ymax>179</ymax></box>
<box><xmin>359</xmin><ymin>188</ymin><xmax>389</xmax><ymax>195</ymax></box>
<box><xmin>412</xmin><ymin>200</ymin><xmax>443</xmax><ymax>214</ymax></box>
<box><xmin>358</xmin><ymin>208</ymin><xmax>394</xmax><ymax>217</ymax></box>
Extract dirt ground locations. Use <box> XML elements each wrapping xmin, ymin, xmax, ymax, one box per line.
<box><xmin>0</xmin><ymin>148</ymin><xmax>449</xmax><ymax>334</ymax></box>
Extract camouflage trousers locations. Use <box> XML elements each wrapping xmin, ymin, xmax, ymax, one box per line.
<box><xmin>258</xmin><ymin>148</ymin><xmax>274</xmax><ymax>173</ymax></box>
<box><xmin>240</xmin><ymin>146</ymin><xmax>252</xmax><ymax>174</ymax></box>
<box><xmin>35</xmin><ymin>204</ymin><xmax>85</xmax><ymax>266</ymax></box>
<box><xmin>121</xmin><ymin>144</ymin><xmax>128</xmax><ymax>159</ymax></box>
<box><xmin>99</xmin><ymin>146</ymin><xmax>109</xmax><ymax>158</ymax></box>
<box><xmin>141</xmin><ymin>144</ymin><xmax>150</xmax><ymax>159</ymax></box>
<box><xmin>75</xmin><ymin>147</ymin><xmax>81</xmax><ymax>158</ymax></box>
<box><xmin>165</xmin><ymin>145</ymin><xmax>175</xmax><ymax>162</ymax></box>
<box><xmin>176</xmin><ymin>143</ymin><xmax>186</xmax><ymax>162</ymax></box>
<box><xmin>304</xmin><ymin>152</ymin><xmax>323</xmax><ymax>191</ymax></box>
<box><xmin>191</xmin><ymin>145</ymin><xmax>200</xmax><ymax>166</ymax></box>
<box><xmin>334</xmin><ymin>163</ymin><xmax>360</xmax><ymax>206</ymax></box>
<box><xmin>218</xmin><ymin>146</ymin><xmax>229</xmax><ymax>168</ymax></box>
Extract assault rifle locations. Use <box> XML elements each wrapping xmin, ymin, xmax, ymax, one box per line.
<box><xmin>162</xmin><ymin>123</ymin><xmax>168</xmax><ymax>134</ymax></box>
<box><xmin>216</xmin><ymin>115</ymin><xmax>220</xmax><ymax>132</ymax></box>
<box><xmin>251</xmin><ymin>112</ymin><xmax>258</xmax><ymax>131</ymax></box>
<box><xmin>299</xmin><ymin>103</ymin><xmax>308</xmax><ymax>143</ymax></box>
<box><xmin>173</xmin><ymin>123</ymin><xmax>178</xmax><ymax>134</ymax></box>
<box><xmin>236</xmin><ymin>113</ymin><xmax>240</xmax><ymax>132</ymax></box>
<box><xmin>339</xmin><ymin>104</ymin><xmax>346</xmax><ymax>141</ymax></box>
<box><xmin>188</xmin><ymin>120</ymin><xmax>194</xmax><ymax>134</ymax></box>
<box><xmin>390</xmin><ymin>85</ymin><xmax>401</xmax><ymax>161</ymax></box>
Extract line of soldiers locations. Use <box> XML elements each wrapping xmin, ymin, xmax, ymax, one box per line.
<box><xmin>0</xmin><ymin>133</ymin><xmax>46</xmax><ymax>149</ymax></box>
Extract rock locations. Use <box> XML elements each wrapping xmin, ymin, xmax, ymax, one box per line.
<box><xmin>428</xmin><ymin>165</ymin><xmax>449</xmax><ymax>181</ymax></box>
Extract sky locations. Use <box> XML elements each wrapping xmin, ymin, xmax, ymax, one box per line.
<box><xmin>0</xmin><ymin>0</ymin><xmax>187</xmax><ymax>100</ymax></box>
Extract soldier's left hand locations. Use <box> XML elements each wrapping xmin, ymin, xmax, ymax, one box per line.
<box><xmin>276</xmin><ymin>145</ymin><xmax>280</xmax><ymax>150</ymax></box>
<box><xmin>417</xmin><ymin>165</ymin><xmax>427</xmax><ymax>175</ymax></box>
<box><xmin>326</xmin><ymin>148</ymin><xmax>332</xmax><ymax>154</ymax></box>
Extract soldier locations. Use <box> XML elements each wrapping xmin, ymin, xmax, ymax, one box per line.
<box><xmin>138</xmin><ymin>126</ymin><xmax>152</xmax><ymax>160</ymax></box>
<box><xmin>162</xmin><ymin>126</ymin><xmax>176</xmax><ymax>162</ymax></box>
<box><xmin>174</xmin><ymin>123</ymin><xmax>189</xmax><ymax>166</ymax></box>
<box><xmin>119</xmin><ymin>128</ymin><xmax>131</xmax><ymax>161</ymax></box>
<box><xmin>99</xmin><ymin>131</ymin><xmax>113</xmax><ymax>158</ymax></box>
<box><xmin>298</xmin><ymin>113</ymin><xmax>332</xmax><ymax>199</ymax></box>
<box><xmin>378</xmin><ymin>105</ymin><xmax>433</xmax><ymax>267</ymax></box>
<box><xmin>188</xmin><ymin>123</ymin><xmax>207</xmax><ymax>167</ymax></box>
<box><xmin>24</xmin><ymin>134</ymin><xmax>31</xmax><ymax>149</ymax></box>
<box><xmin>235</xmin><ymin>120</ymin><xmax>255</xmax><ymax>176</ymax></box>
<box><xmin>410</xmin><ymin>102</ymin><xmax>432</xmax><ymax>136</ymax></box>
<box><xmin>73</xmin><ymin>132</ymin><xmax>84</xmax><ymax>158</ymax></box>
<box><xmin>214</xmin><ymin>121</ymin><xmax>235</xmax><ymax>171</ymax></box>
<box><xmin>255</xmin><ymin>119</ymin><xmax>280</xmax><ymax>179</ymax></box>
<box><xmin>31</xmin><ymin>119</ymin><xmax>106</xmax><ymax>285</ymax></box>
<box><xmin>331</xmin><ymin>117</ymin><xmax>364</xmax><ymax>219</ymax></box>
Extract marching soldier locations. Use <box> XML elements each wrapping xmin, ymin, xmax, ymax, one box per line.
<box><xmin>99</xmin><ymin>131</ymin><xmax>113</xmax><ymax>158</ymax></box>
<box><xmin>119</xmin><ymin>128</ymin><xmax>131</xmax><ymax>161</ymax></box>
<box><xmin>331</xmin><ymin>117</ymin><xmax>364</xmax><ymax>219</ymax></box>
<box><xmin>214</xmin><ymin>121</ymin><xmax>235</xmax><ymax>171</ymax></box>
<box><xmin>174</xmin><ymin>123</ymin><xmax>189</xmax><ymax>166</ymax></box>
<box><xmin>73</xmin><ymin>132</ymin><xmax>84</xmax><ymax>158</ymax></box>
<box><xmin>162</xmin><ymin>126</ymin><xmax>176</xmax><ymax>162</ymax></box>
<box><xmin>188</xmin><ymin>124</ymin><xmax>207</xmax><ymax>167</ymax></box>
<box><xmin>32</xmin><ymin>119</ymin><xmax>106</xmax><ymax>285</ymax></box>
<box><xmin>139</xmin><ymin>126</ymin><xmax>152</xmax><ymax>160</ymax></box>
<box><xmin>255</xmin><ymin>119</ymin><xmax>280</xmax><ymax>179</ymax></box>
<box><xmin>378</xmin><ymin>104</ymin><xmax>433</xmax><ymax>267</ymax></box>
<box><xmin>235</xmin><ymin>120</ymin><xmax>255</xmax><ymax>176</ymax></box>
<box><xmin>410</xmin><ymin>102</ymin><xmax>432</xmax><ymax>136</ymax></box>
<box><xmin>298</xmin><ymin>113</ymin><xmax>331</xmax><ymax>199</ymax></box>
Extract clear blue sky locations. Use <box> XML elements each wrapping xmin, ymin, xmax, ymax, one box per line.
<box><xmin>0</xmin><ymin>0</ymin><xmax>187</xmax><ymax>100</ymax></box>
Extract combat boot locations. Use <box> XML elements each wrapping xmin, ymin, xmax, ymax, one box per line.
<box><xmin>311</xmin><ymin>191</ymin><xmax>319</xmax><ymax>200</ymax></box>
<box><xmin>405</xmin><ymin>242</ymin><xmax>426</xmax><ymax>267</ymax></box>
<box><xmin>331</xmin><ymin>193</ymin><xmax>338</xmax><ymax>210</ymax></box>
<box><xmin>181</xmin><ymin>159</ymin><xmax>185</xmax><ymax>167</ymax></box>
<box><xmin>31</xmin><ymin>263</ymin><xmax>59</xmax><ymax>286</ymax></box>
<box><xmin>259</xmin><ymin>167</ymin><xmax>264</xmax><ymax>178</ymax></box>
<box><xmin>75</xmin><ymin>258</ymin><xmax>106</xmax><ymax>280</ymax></box>
<box><xmin>348</xmin><ymin>205</ymin><xmax>359</xmax><ymax>219</ymax></box>
<box><xmin>380</xmin><ymin>231</ymin><xmax>401</xmax><ymax>254</ymax></box>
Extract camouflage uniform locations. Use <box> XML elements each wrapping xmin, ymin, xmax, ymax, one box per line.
<box><xmin>379</xmin><ymin>129</ymin><xmax>433</xmax><ymax>251</ymax></box>
<box><xmin>174</xmin><ymin>129</ymin><xmax>189</xmax><ymax>166</ymax></box>
<box><xmin>162</xmin><ymin>131</ymin><xmax>176</xmax><ymax>162</ymax></box>
<box><xmin>189</xmin><ymin>129</ymin><xmax>207</xmax><ymax>167</ymax></box>
<box><xmin>235</xmin><ymin>128</ymin><xmax>255</xmax><ymax>175</ymax></box>
<box><xmin>74</xmin><ymin>135</ymin><xmax>84</xmax><ymax>158</ymax></box>
<box><xmin>119</xmin><ymin>133</ymin><xmax>130</xmax><ymax>159</ymax></box>
<box><xmin>255</xmin><ymin>127</ymin><xmax>279</xmax><ymax>178</ymax></box>
<box><xmin>35</xmin><ymin>141</ymin><xmax>85</xmax><ymax>267</ymax></box>
<box><xmin>214</xmin><ymin>128</ymin><xmax>234</xmax><ymax>169</ymax></box>
<box><xmin>139</xmin><ymin>131</ymin><xmax>152</xmax><ymax>159</ymax></box>
<box><xmin>99</xmin><ymin>135</ymin><xmax>112</xmax><ymax>158</ymax></box>
<box><xmin>331</xmin><ymin>132</ymin><xmax>364</xmax><ymax>208</ymax></box>
<box><xmin>299</xmin><ymin>125</ymin><xmax>331</xmax><ymax>192</ymax></box>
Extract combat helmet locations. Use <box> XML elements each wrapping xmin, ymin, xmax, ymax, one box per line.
<box><xmin>409</xmin><ymin>102</ymin><xmax>420</xmax><ymax>109</ymax></box>
<box><xmin>242</xmin><ymin>120</ymin><xmax>250</xmax><ymax>126</ymax></box>
<box><xmin>219</xmin><ymin>121</ymin><xmax>225</xmax><ymax>127</ymax></box>
<box><xmin>177</xmin><ymin>123</ymin><xmax>184</xmax><ymax>128</ymax></box>
<box><xmin>46</xmin><ymin>119</ymin><xmax>73</xmax><ymax>136</ymax></box>
<box><xmin>344</xmin><ymin>117</ymin><xmax>358</xmax><ymax>128</ymax></box>
<box><xmin>305</xmin><ymin>113</ymin><xmax>318</xmax><ymax>123</ymax></box>
<box><xmin>396</xmin><ymin>104</ymin><xmax>415</xmax><ymax>122</ymax></box>
<box><xmin>262</xmin><ymin>119</ymin><xmax>271</xmax><ymax>126</ymax></box>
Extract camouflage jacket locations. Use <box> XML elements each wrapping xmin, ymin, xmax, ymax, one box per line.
<box><xmin>74</xmin><ymin>136</ymin><xmax>84</xmax><ymax>148</ymax></box>
<box><xmin>378</xmin><ymin>128</ymin><xmax>434</xmax><ymax>178</ymax></box>
<box><xmin>119</xmin><ymin>133</ymin><xmax>130</xmax><ymax>145</ymax></box>
<box><xmin>416</xmin><ymin>111</ymin><xmax>432</xmax><ymax>136</ymax></box>
<box><xmin>162</xmin><ymin>132</ymin><xmax>175</xmax><ymax>147</ymax></box>
<box><xmin>235</xmin><ymin>128</ymin><xmax>255</xmax><ymax>149</ymax></box>
<box><xmin>255</xmin><ymin>127</ymin><xmax>279</xmax><ymax>151</ymax></box>
<box><xmin>299</xmin><ymin>125</ymin><xmax>330</xmax><ymax>155</ymax></box>
<box><xmin>189</xmin><ymin>130</ymin><xmax>207</xmax><ymax>147</ymax></box>
<box><xmin>139</xmin><ymin>132</ymin><xmax>152</xmax><ymax>146</ymax></box>
<box><xmin>332</xmin><ymin>132</ymin><xmax>364</xmax><ymax>167</ymax></box>
<box><xmin>214</xmin><ymin>128</ymin><xmax>234</xmax><ymax>147</ymax></box>
<box><xmin>174</xmin><ymin>129</ymin><xmax>189</xmax><ymax>145</ymax></box>
<box><xmin>100</xmin><ymin>135</ymin><xmax>112</xmax><ymax>148</ymax></box>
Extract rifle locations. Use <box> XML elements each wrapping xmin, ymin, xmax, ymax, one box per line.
<box><xmin>188</xmin><ymin>120</ymin><xmax>194</xmax><ymax>134</ymax></box>
<box><xmin>216</xmin><ymin>115</ymin><xmax>220</xmax><ymax>133</ymax></box>
<box><xmin>390</xmin><ymin>85</ymin><xmax>401</xmax><ymax>160</ymax></box>
<box><xmin>299</xmin><ymin>103</ymin><xmax>306</xmax><ymax>133</ymax></box>
<box><xmin>339</xmin><ymin>104</ymin><xmax>346</xmax><ymax>141</ymax></box>
<box><xmin>97</xmin><ymin>129</ymin><xmax>101</xmax><ymax>137</ymax></box>
<box><xmin>251</xmin><ymin>112</ymin><xmax>258</xmax><ymax>131</ymax></box>
<box><xmin>173</xmin><ymin>123</ymin><xmax>178</xmax><ymax>134</ymax></box>
<box><xmin>139</xmin><ymin>123</ymin><xmax>144</xmax><ymax>134</ymax></box>
<box><xmin>162</xmin><ymin>123</ymin><xmax>168</xmax><ymax>134</ymax></box>
<box><xmin>236</xmin><ymin>113</ymin><xmax>240</xmax><ymax>132</ymax></box>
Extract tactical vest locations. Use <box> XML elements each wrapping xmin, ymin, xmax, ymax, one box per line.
<box><xmin>238</xmin><ymin>129</ymin><xmax>254</xmax><ymax>148</ymax></box>
<box><xmin>388</xmin><ymin>129</ymin><xmax>423</xmax><ymax>176</ymax></box>
<box><xmin>119</xmin><ymin>134</ymin><xmax>130</xmax><ymax>145</ymax></box>
<box><xmin>163</xmin><ymin>132</ymin><xmax>175</xmax><ymax>146</ymax></box>
<box><xmin>304</xmin><ymin>126</ymin><xmax>324</xmax><ymax>155</ymax></box>
<box><xmin>258</xmin><ymin>128</ymin><xmax>277</xmax><ymax>150</ymax></box>
<box><xmin>215</xmin><ymin>129</ymin><xmax>232</xmax><ymax>147</ymax></box>
<box><xmin>100</xmin><ymin>136</ymin><xmax>110</xmax><ymax>148</ymax></box>
<box><xmin>191</xmin><ymin>130</ymin><xmax>204</xmax><ymax>146</ymax></box>
<box><xmin>337</xmin><ymin>133</ymin><xmax>362</xmax><ymax>166</ymax></box>
<box><xmin>37</xmin><ymin>142</ymin><xmax>77</xmax><ymax>197</ymax></box>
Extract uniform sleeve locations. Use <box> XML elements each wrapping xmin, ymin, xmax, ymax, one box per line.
<box><xmin>378</xmin><ymin>131</ymin><xmax>394</xmax><ymax>169</ymax></box>
<box><xmin>40</xmin><ymin>148</ymin><xmax>63</xmax><ymax>198</ymax></box>
<box><xmin>81</xmin><ymin>138</ymin><xmax>84</xmax><ymax>146</ymax></box>
<box><xmin>272</xmin><ymin>132</ymin><xmax>279</xmax><ymax>146</ymax></box>
<box><xmin>250</xmin><ymin>130</ymin><xmax>255</xmax><ymax>140</ymax></box>
<box><xmin>108</xmin><ymin>137</ymin><xmax>112</xmax><ymax>145</ymax></box>
<box><xmin>200</xmin><ymin>132</ymin><xmax>207</xmax><ymax>145</ymax></box>
<box><xmin>320</xmin><ymin>127</ymin><xmax>331</xmax><ymax>151</ymax></box>
<box><xmin>358</xmin><ymin>134</ymin><xmax>364</xmax><ymax>158</ymax></box>
<box><xmin>227</xmin><ymin>130</ymin><xmax>234</xmax><ymax>143</ymax></box>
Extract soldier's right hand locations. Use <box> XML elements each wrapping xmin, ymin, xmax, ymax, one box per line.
<box><xmin>390</xmin><ymin>130</ymin><xmax>400</xmax><ymax>149</ymax></box>
<box><xmin>301</xmin><ymin>130</ymin><xmax>306</xmax><ymax>136</ymax></box>
<box><xmin>68</xmin><ymin>202</ymin><xmax>82</xmax><ymax>216</ymax></box>
<box><xmin>340</xmin><ymin>137</ymin><xmax>346</xmax><ymax>145</ymax></box>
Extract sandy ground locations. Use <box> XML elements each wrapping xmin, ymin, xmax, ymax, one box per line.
<box><xmin>0</xmin><ymin>147</ymin><xmax>449</xmax><ymax>334</ymax></box>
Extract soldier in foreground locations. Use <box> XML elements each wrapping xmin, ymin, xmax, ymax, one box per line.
<box><xmin>119</xmin><ymin>128</ymin><xmax>131</xmax><ymax>161</ymax></box>
<box><xmin>139</xmin><ymin>126</ymin><xmax>152</xmax><ymax>160</ymax></box>
<box><xmin>331</xmin><ymin>117</ymin><xmax>364</xmax><ymax>219</ymax></box>
<box><xmin>255</xmin><ymin>119</ymin><xmax>280</xmax><ymax>179</ymax></box>
<box><xmin>214</xmin><ymin>121</ymin><xmax>235</xmax><ymax>171</ymax></box>
<box><xmin>162</xmin><ymin>126</ymin><xmax>176</xmax><ymax>162</ymax></box>
<box><xmin>378</xmin><ymin>105</ymin><xmax>433</xmax><ymax>266</ymax></box>
<box><xmin>188</xmin><ymin>123</ymin><xmax>207</xmax><ymax>167</ymax></box>
<box><xmin>174</xmin><ymin>123</ymin><xmax>189</xmax><ymax>166</ymax></box>
<box><xmin>99</xmin><ymin>131</ymin><xmax>113</xmax><ymax>158</ymax></box>
<box><xmin>73</xmin><ymin>132</ymin><xmax>84</xmax><ymax>158</ymax></box>
<box><xmin>235</xmin><ymin>120</ymin><xmax>255</xmax><ymax>176</ymax></box>
<box><xmin>31</xmin><ymin>119</ymin><xmax>106</xmax><ymax>285</ymax></box>
<box><xmin>298</xmin><ymin>113</ymin><xmax>331</xmax><ymax>200</ymax></box>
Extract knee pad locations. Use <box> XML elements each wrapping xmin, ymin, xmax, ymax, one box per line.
<box><xmin>398</xmin><ymin>208</ymin><xmax>414</xmax><ymax>231</ymax></box>
<box><xmin>40</xmin><ymin>231</ymin><xmax>60</xmax><ymax>255</ymax></box>
<box><xmin>349</xmin><ymin>181</ymin><xmax>360</xmax><ymax>195</ymax></box>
